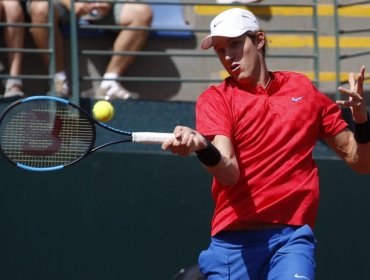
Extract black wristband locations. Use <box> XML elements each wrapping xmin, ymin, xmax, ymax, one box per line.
<box><xmin>196</xmin><ymin>140</ymin><xmax>221</xmax><ymax>166</ymax></box>
<box><xmin>354</xmin><ymin>112</ymin><xmax>370</xmax><ymax>144</ymax></box>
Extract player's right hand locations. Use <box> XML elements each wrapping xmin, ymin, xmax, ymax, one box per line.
<box><xmin>162</xmin><ymin>126</ymin><xmax>207</xmax><ymax>156</ymax></box>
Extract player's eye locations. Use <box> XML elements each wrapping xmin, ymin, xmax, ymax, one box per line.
<box><xmin>229</xmin><ymin>40</ymin><xmax>243</xmax><ymax>49</ymax></box>
<box><xmin>215</xmin><ymin>47</ymin><xmax>225</xmax><ymax>56</ymax></box>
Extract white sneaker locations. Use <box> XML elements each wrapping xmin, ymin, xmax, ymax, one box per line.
<box><xmin>96</xmin><ymin>81</ymin><xmax>132</xmax><ymax>100</ymax></box>
<box><xmin>3</xmin><ymin>87</ymin><xmax>25</xmax><ymax>98</ymax></box>
<box><xmin>3</xmin><ymin>79</ymin><xmax>25</xmax><ymax>98</ymax></box>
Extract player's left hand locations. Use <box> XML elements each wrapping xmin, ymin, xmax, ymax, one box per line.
<box><xmin>337</xmin><ymin>65</ymin><xmax>368</xmax><ymax>123</ymax></box>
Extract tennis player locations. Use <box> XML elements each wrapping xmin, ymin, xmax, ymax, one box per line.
<box><xmin>162</xmin><ymin>8</ymin><xmax>370</xmax><ymax>280</ymax></box>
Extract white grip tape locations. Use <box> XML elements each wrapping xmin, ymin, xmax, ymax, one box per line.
<box><xmin>132</xmin><ymin>132</ymin><xmax>174</xmax><ymax>144</ymax></box>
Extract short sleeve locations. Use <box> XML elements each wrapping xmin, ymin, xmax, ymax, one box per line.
<box><xmin>195</xmin><ymin>87</ymin><xmax>234</xmax><ymax>139</ymax></box>
<box><xmin>317</xmin><ymin>89</ymin><xmax>348</xmax><ymax>139</ymax></box>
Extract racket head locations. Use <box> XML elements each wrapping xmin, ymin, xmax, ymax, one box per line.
<box><xmin>0</xmin><ymin>96</ymin><xmax>96</xmax><ymax>171</ymax></box>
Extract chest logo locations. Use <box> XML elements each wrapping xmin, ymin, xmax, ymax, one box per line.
<box><xmin>291</xmin><ymin>96</ymin><xmax>304</xmax><ymax>102</ymax></box>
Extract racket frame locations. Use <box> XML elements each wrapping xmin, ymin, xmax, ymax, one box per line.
<box><xmin>0</xmin><ymin>96</ymin><xmax>133</xmax><ymax>171</ymax></box>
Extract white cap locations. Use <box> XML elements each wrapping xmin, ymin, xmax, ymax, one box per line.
<box><xmin>201</xmin><ymin>8</ymin><xmax>260</xmax><ymax>50</ymax></box>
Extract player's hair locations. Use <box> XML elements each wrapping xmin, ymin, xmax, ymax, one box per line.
<box><xmin>246</xmin><ymin>30</ymin><xmax>268</xmax><ymax>57</ymax></box>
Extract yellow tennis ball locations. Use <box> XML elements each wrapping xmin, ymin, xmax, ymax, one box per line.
<box><xmin>93</xmin><ymin>100</ymin><xmax>114</xmax><ymax>122</ymax></box>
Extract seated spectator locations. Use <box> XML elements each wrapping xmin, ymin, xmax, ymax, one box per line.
<box><xmin>26</xmin><ymin>0</ymin><xmax>152</xmax><ymax>99</ymax></box>
<box><xmin>0</xmin><ymin>0</ymin><xmax>25</xmax><ymax>98</ymax></box>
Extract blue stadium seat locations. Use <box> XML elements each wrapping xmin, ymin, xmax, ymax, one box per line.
<box><xmin>149</xmin><ymin>0</ymin><xmax>194</xmax><ymax>39</ymax></box>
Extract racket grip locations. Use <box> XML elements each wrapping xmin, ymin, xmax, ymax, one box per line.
<box><xmin>132</xmin><ymin>132</ymin><xmax>174</xmax><ymax>144</ymax></box>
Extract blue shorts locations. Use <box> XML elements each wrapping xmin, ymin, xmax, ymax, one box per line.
<box><xmin>198</xmin><ymin>225</ymin><xmax>316</xmax><ymax>280</ymax></box>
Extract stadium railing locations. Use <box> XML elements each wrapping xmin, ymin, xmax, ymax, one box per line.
<box><xmin>0</xmin><ymin>0</ymin><xmax>320</xmax><ymax>104</ymax></box>
<box><xmin>333</xmin><ymin>0</ymin><xmax>370</xmax><ymax>100</ymax></box>
<box><xmin>0</xmin><ymin>1</ymin><xmax>57</xmax><ymax>95</ymax></box>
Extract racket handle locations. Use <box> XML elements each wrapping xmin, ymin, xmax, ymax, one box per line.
<box><xmin>132</xmin><ymin>132</ymin><xmax>174</xmax><ymax>144</ymax></box>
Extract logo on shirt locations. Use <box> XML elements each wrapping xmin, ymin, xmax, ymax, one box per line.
<box><xmin>291</xmin><ymin>96</ymin><xmax>304</xmax><ymax>102</ymax></box>
<box><xmin>294</xmin><ymin>273</ymin><xmax>312</xmax><ymax>280</ymax></box>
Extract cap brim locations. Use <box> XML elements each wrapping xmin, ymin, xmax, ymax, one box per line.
<box><xmin>201</xmin><ymin>29</ymin><xmax>249</xmax><ymax>50</ymax></box>
<box><xmin>201</xmin><ymin>35</ymin><xmax>213</xmax><ymax>50</ymax></box>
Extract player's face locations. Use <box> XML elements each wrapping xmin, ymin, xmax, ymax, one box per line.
<box><xmin>213</xmin><ymin>33</ymin><xmax>263</xmax><ymax>89</ymax></box>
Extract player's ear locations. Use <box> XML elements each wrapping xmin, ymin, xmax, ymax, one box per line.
<box><xmin>256</xmin><ymin>32</ymin><xmax>265</xmax><ymax>50</ymax></box>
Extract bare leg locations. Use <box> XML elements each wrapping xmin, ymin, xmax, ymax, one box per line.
<box><xmin>28</xmin><ymin>1</ymin><xmax>64</xmax><ymax>72</ymax></box>
<box><xmin>28</xmin><ymin>1</ymin><xmax>69</xmax><ymax>97</ymax></box>
<box><xmin>105</xmin><ymin>3</ymin><xmax>152</xmax><ymax>75</ymax></box>
<box><xmin>95</xmin><ymin>3</ymin><xmax>152</xmax><ymax>99</ymax></box>
<box><xmin>3</xmin><ymin>0</ymin><xmax>24</xmax><ymax>77</ymax></box>
<box><xmin>2</xmin><ymin>0</ymin><xmax>25</xmax><ymax>96</ymax></box>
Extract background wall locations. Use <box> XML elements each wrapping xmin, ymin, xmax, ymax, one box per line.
<box><xmin>315</xmin><ymin>160</ymin><xmax>370</xmax><ymax>280</ymax></box>
<box><xmin>0</xmin><ymin>151</ymin><xmax>370</xmax><ymax>280</ymax></box>
<box><xmin>0</xmin><ymin>152</ymin><xmax>213</xmax><ymax>280</ymax></box>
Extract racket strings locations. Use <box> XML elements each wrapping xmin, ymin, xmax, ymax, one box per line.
<box><xmin>1</xmin><ymin>103</ymin><xmax>94</xmax><ymax>168</ymax></box>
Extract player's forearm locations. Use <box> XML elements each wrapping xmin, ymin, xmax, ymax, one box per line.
<box><xmin>350</xmin><ymin>143</ymin><xmax>370</xmax><ymax>174</ymax></box>
<box><xmin>332</xmin><ymin>133</ymin><xmax>370</xmax><ymax>174</ymax></box>
<box><xmin>205</xmin><ymin>155</ymin><xmax>240</xmax><ymax>186</ymax></box>
<box><xmin>351</xmin><ymin>112</ymin><xmax>370</xmax><ymax>173</ymax></box>
<box><xmin>328</xmin><ymin>116</ymin><xmax>370</xmax><ymax>173</ymax></box>
<box><xmin>196</xmin><ymin>135</ymin><xmax>240</xmax><ymax>186</ymax></box>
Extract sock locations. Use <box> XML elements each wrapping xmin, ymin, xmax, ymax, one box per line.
<box><xmin>100</xmin><ymin>73</ymin><xmax>119</xmax><ymax>88</ymax></box>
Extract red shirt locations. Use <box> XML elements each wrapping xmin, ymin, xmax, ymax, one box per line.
<box><xmin>196</xmin><ymin>71</ymin><xmax>348</xmax><ymax>236</ymax></box>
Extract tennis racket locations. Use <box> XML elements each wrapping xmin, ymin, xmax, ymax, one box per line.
<box><xmin>0</xmin><ymin>96</ymin><xmax>174</xmax><ymax>171</ymax></box>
